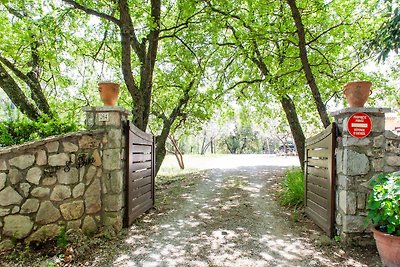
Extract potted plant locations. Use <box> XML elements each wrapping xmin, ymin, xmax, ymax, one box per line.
<box><xmin>98</xmin><ymin>81</ymin><xmax>120</xmax><ymax>106</ymax></box>
<box><xmin>342</xmin><ymin>81</ymin><xmax>372</xmax><ymax>107</ymax></box>
<box><xmin>367</xmin><ymin>172</ymin><xmax>400</xmax><ymax>267</ymax></box>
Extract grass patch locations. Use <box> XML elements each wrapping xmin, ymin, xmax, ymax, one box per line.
<box><xmin>278</xmin><ymin>168</ymin><xmax>304</xmax><ymax>208</ymax></box>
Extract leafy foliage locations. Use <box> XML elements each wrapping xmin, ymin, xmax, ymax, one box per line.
<box><xmin>367</xmin><ymin>172</ymin><xmax>400</xmax><ymax>236</ymax></box>
<box><xmin>278</xmin><ymin>168</ymin><xmax>304</xmax><ymax>208</ymax></box>
<box><xmin>0</xmin><ymin>115</ymin><xmax>80</xmax><ymax>146</ymax></box>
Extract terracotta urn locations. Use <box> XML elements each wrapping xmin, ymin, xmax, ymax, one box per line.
<box><xmin>372</xmin><ymin>227</ymin><xmax>400</xmax><ymax>267</ymax></box>
<box><xmin>98</xmin><ymin>82</ymin><xmax>120</xmax><ymax>106</ymax></box>
<box><xmin>342</xmin><ymin>81</ymin><xmax>372</xmax><ymax>107</ymax></box>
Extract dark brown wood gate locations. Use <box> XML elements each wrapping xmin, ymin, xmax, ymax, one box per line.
<box><xmin>125</xmin><ymin>121</ymin><xmax>155</xmax><ymax>226</ymax></box>
<box><xmin>304</xmin><ymin>122</ymin><xmax>337</xmax><ymax>238</ymax></box>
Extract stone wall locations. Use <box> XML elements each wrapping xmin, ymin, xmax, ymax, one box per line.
<box><xmin>0</xmin><ymin>107</ymin><xmax>129</xmax><ymax>251</ymax></box>
<box><xmin>332</xmin><ymin>107</ymin><xmax>400</xmax><ymax>242</ymax></box>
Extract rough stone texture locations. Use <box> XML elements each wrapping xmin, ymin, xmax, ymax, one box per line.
<box><xmin>373</xmin><ymin>135</ymin><xmax>385</xmax><ymax>148</ymax></box>
<box><xmin>3</xmin><ymin>215</ymin><xmax>33</xmax><ymax>239</ymax></box>
<box><xmin>27</xmin><ymin>224</ymin><xmax>62</xmax><ymax>243</ymax></box>
<box><xmin>0</xmin><ymin>208</ymin><xmax>10</xmax><ymax>216</ymax></box>
<box><xmin>60</xmin><ymin>201</ymin><xmax>84</xmax><ymax>220</ymax></box>
<box><xmin>104</xmin><ymin>194</ymin><xmax>124</xmax><ymax>212</ymax></box>
<box><xmin>50</xmin><ymin>185</ymin><xmax>72</xmax><ymax>201</ymax></box>
<box><xmin>84</xmin><ymin>166</ymin><xmax>97</xmax><ymax>185</ymax></box>
<box><xmin>85</xmin><ymin>179</ymin><xmax>101</xmax><ymax>214</ymax></box>
<box><xmin>12</xmin><ymin>206</ymin><xmax>20</xmax><ymax>214</ymax></box>
<box><xmin>343</xmin><ymin>150</ymin><xmax>369</xmax><ymax>175</ymax></box>
<box><xmin>342</xmin><ymin>215</ymin><xmax>368</xmax><ymax>233</ymax></box>
<box><xmin>92</xmin><ymin>149</ymin><xmax>102</xmax><ymax>167</ymax></box>
<box><xmin>0</xmin><ymin>186</ymin><xmax>23</xmax><ymax>206</ymax></box>
<box><xmin>21</xmin><ymin>198</ymin><xmax>40</xmax><ymax>214</ymax></box>
<box><xmin>67</xmin><ymin>220</ymin><xmax>82</xmax><ymax>230</ymax></box>
<box><xmin>63</xmin><ymin>142</ymin><xmax>79</xmax><ymax>152</ymax></box>
<box><xmin>36</xmin><ymin>201</ymin><xmax>61</xmax><ymax>224</ymax></box>
<box><xmin>79</xmin><ymin>135</ymin><xmax>101</xmax><ymax>149</ymax></box>
<box><xmin>104</xmin><ymin>212</ymin><xmax>123</xmax><ymax>231</ymax></box>
<box><xmin>0</xmin><ymin>240</ymin><xmax>14</xmax><ymax>252</ymax></box>
<box><xmin>109</xmin><ymin>171</ymin><xmax>123</xmax><ymax>193</ymax></box>
<box><xmin>0</xmin><ymin>160</ymin><xmax>6</xmax><ymax>170</ymax></box>
<box><xmin>386</xmin><ymin>155</ymin><xmax>400</xmax><ymax>166</ymax></box>
<box><xmin>103</xmin><ymin>149</ymin><xmax>121</xmax><ymax>170</ymax></box>
<box><xmin>357</xmin><ymin>193</ymin><xmax>366</xmax><ymax>210</ymax></box>
<box><xmin>372</xmin><ymin>158</ymin><xmax>384</xmax><ymax>172</ymax></box>
<box><xmin>19</xmin><ymin>183</ymin><xmax>31</xmax><ymax>197</ymax></box>
<box><xmin>36</xmin><ymin>150</ymin><xmax>47</xmax><ymax>166</ymax></box>
<box><xmin>45</xmin><ymin>141</ymin><xmax>59</xmax><ymax>153</ymax></box>
<box><xmin>342</xmin><ymin>136</ymin><xmax>371</xmax><ymax>147</ymax></box>
<box><xmin>106</xmin><ymin>129</ymin><xmax>122</xmax><ymax>148</ymax></box>
<box><xmin>31</xmin><ymin>187</ymin><xmax>50</xmax><ymax>198</ymax></box>
<box><xmin>82</xmin><ymin>216</ymin><xmax>97</xmax><ymax>234</ymax></box>
<box><xmin>0</xmin><ymin>173</ymin><xmax>6</xmax><ymax>190</ymax></box>
<box><xmin>386</xmin><ymin>139</ymin><xmax>400</xmax><ymax>154</ymax></box>
<box><xmin>8</xmin><ymin>168</ymin><xmax>22</xmax><ymax>185</ymax></box>
<box><xmin>339</xmin><ymin>191</ymin><xmax>356</xmax><ymax>215</ymax></box>
<box><xmin>72</xmin><ymin>183</ymin><xmax>85</xmax><ymax>198</ymax></box>
<box><xmin>48</xmin><ymin>153</ymin><xmax>70</xmax><ymax>166</ymax></box>
<box><xmin>9</xmin><ymin>154</ymin><xmax>35</xmax><ymax>169</ymax></box>
<box><xmin>42</xmin><ymin>176</ymin><xmax>57</xmax><ymax>186</ymax></box>
<box><xmin>57</xmin><ymin>168</ymin><xmax>79</xmax><ymax>184</ymax></box>
<box><xmin>27</xmin><ymin>167</ymin><xmax>42</xmax><ymax>185</ymax></box>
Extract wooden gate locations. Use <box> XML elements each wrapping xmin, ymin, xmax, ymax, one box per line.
<box><xmin>125</xmin><ymin>121</ymin><xmax>156</xmax><ymax>226</ymax></box>
<box><xmin>304</xmin><ymin>122</ymin><xmax>337</xmax><ymax>238</ymax></box>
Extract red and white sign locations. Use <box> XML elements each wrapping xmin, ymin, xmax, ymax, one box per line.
<box><xmin>347</xmin><ymin>112</ymin><xmax>372</xmax><ymax>138</ymax></box>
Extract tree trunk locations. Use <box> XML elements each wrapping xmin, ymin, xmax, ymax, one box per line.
<box><xmin>169</xmin><ymin>135</ymin><xmax>185</xmax><ymax>169</ymax></box>
<box><xmin>280</xmin><ymin>94</ymin><xmax>305</xmax><ymax>171</ymax></box>
<box><xmin>287</xmin><ymin>0</ymin><xmax>331</xmax><ymax>128</ymax></box>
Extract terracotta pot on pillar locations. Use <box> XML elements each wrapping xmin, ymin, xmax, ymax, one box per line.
<box><xmin>342</xmin><ymin>81</ymin><xmax>372</xmax><ymax>107</ymax></box>
<box><xmin>98</xmin><ymin>82</ymin><xmax>120</xmax><ymax>106</ymax></box>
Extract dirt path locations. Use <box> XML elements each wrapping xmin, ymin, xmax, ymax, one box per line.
<box><xmin>83</xmin><ymin>165</ymin><xmax>380</xmax><ymax>267</ymax></box>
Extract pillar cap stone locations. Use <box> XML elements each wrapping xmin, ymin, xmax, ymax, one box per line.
<box><xmin>82</xmin><ymin>106</ymin><xmax>131</xmax><ymax>116</ymax></box>
<box><xmin>330</xmin><ymin>107</ymin><xmax>391</xmax><ymax>117</ymax></box>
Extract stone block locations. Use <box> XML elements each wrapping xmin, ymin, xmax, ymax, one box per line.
<box><xmin>48</xmin><ymin>153</ymin><xmax>70</xmax><ymax>166</ymax></box>
<box><xmin>386</xmin><ymin>139</ymin><xmax>400</xmax><ymax>154</ymax></box>
<box><xmin>0</xmin><ymin>160</ymin><xmax>6</xmax><ymax>170</ymax></box>
<box><xmin>45</xmin><ymin>141</ymin><xmax>59</xmax><ymax>153</ymax></box>
<box><xmin>12</xmin><ymin>206</ymin><xmax>20</xmax><ymax>214</ymax></box>
<box><xmin>104</xmin><ymin>212</ymin><xmax>123</xmax><ymax>231</ymax></box>
<box><xmin>31</xmin><ymin>187</ymin><xmax>50</xmax><ymax>198</ymax></box>
<box><xmin>19</xmin><ymin>183</ymin><xmax>31</xmax><ymax>197</ymax></box>
<box><xmin>85</xmin><ymin>179</ymin><xmax>101</xmax><ymax>214</ymax></box>
<box><xmin>50</xmin><ymin>185</ymin><xmax>72</xmax><ymax>201</ymax></box>
<box><xmin>342</xmin><ymin>136</ymin><xmax>371</xmax><ymax>147</ymax></box>
<box><xmin>67</xmin><ymin>220</ymin><xmax>81</xmax><ymax>230</ymax></box>
<box><xmin>27</xmin><ymin>167</ymin><xmax>42</xmax><ymax>185</ymax></box>
<box><xmin>104</xmin><ymin>112</ymin><xmax>121</xmax><ymax>127</ymax></box>
<box><xmin>72</xmin><ymin>183</ymin><xmax>85</xmax><ymax>198</ymax></box>
<box><xmin>336</xmin><ymin>149</ymin><xmax>343</xmax><ymax>174</ymax></box>
<box><xmin>21</xmin><ymin>198</ymin><xmax>40</xmax><ymax>214</ymax></box>
<box><xmin>0</xmin><ymin>186</ymin><xmax>23</xmax><ymax>206</ymax></box>
<box><xmin>92</xmin><ymin>149</ymin><xmax>102</xmax><ymax>167</ymax></box>
<box><xmin>104</xmin><ymin>194</ymin><xmax>124</xmax><ymax>211</ymax></box>
<box><xmin>42</xmin><ymin>176</ymin><xmax>57</xmax><ymax>186</ymax></box>
<box><xmin>57</xmin><ymin>167</ymin><xmax>78</xmax><ymax>184</ymax></box>
<box><xmin>8</xmin><ymin>168</ymin><xmax>22</xmax><ymax>185</ymax></box>
<box><xmin>386</xmin><ymin>155</ymin><xmax>400</xmax><ymax>167</ymax></box>
<box><xmin>371</xmin><ymin>116</ymin><xmax>385</xmax><ymax>132</ymax></box>
<box><xmin>373</xmin><ymin>135</ymin><xmax>385</xmax><ymax>148</ymax></box>
<box><xmin>0</xmin><ymin>208</ymin><xmax>10</xmax><ymax>216</ymax></box>
<box><xmin>343</xmin><ymin>215</ymin><xmax>368</xmax><ymax>233</ymax></box>
<box><xmin>0</xmin><ymin>240</ymin><xmax>14</xmax><ymax>252</ymax></box>
<box><xmin>36</xmin><ymin>150</ymin><xmax>47</xmax><ymax>166</ymax></box>
<box><xmin>62</xmin><ymin>142</ymin><xmax>79</xmax><ymax>152</ymax></box>
<box><xmin>372</xmin><ymin>158</ymin><xmax>384</xmax><ymax>172</ymax></box>
<box><xmin>384</xmin><ymin>166</ymin><xmax>396</xmax><ymax>173</ymax></box>
<box><xmin>337</xmin><ymin>175</ymin><xmax>354</xmax><ymax>190</ymax></box>
<box><xmin>357</xmin><ymin>193</ymin><xmax>366</xmax><ymax>210</ymax></box>
<box><xmin>343</xmin><ymin>149</ymin><xmax>369</xmax><ymax>176</ymax></box>
<box><xmin>60</xmin><ymin>200</ymin><xmax>84</xmax><ymax>220</ymax></box>
<box><xmin>339</xmin><ymin>190</ymin><xmax>356</xmax><ymax>215</ymax></box>
<box><xmin>9</xmin><ymin>154</ymin><xmax>35</xmax><ymax>170</ymax></box>
<box><xmin>0</xmin><ymin>173</ymin><xmax>6</xmax><ymax>190</ymax></box>
<box><xmin>79</xmin><ymin>136</ymin><xmax>101</xmax><ymax>149</ymax></box>
<box><xmin>36</xmin><ymin>201</ymin><xmax>61</xmax><ymax>224</ymax></box>
<box><xmin>336</xmin><ymin>212</ymin><xmax>343</xmax><ymax>226</ymax></box>
<box><xmin>3</xmin><ymin>215</ymin><xmax>33</xmax><ymax>239</ymax></box>
<box><xmin>84</xmin><ymin>166</ymin><xmax>97</xmax><ymax>185</ymax></box>
<box><xmin>109</xmin><ymin>171</ymin><xmax>123</xmax><ymax>193</ymax></box>
<box><xmin>106</xmin><ymin>129</ymin><xmax>122</xmax><ymax>148</ymax></box>
<box><xmin>82</xmin><ymin>216</ymin><xmax>97</xmax><ymax>235</ymax></box>
<box><xmin>103</xmin><ymin>149</ymin><xmax>121</xmax><ymax>170</ymax></box>
<box><xmin>27</xmin><ymin>224</ymin><xmax>62</xmax><ymax>243</ymax></box>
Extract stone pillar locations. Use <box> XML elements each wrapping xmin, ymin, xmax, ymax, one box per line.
<box><xmin>331</xmin><ymin>107</ymin><xmax>391</xmax><ymax>242</ymax></box>
<box><xmin>83</xmin><ymin>106</ymin><xmax>130</xmax><ymax>233</ymax></box>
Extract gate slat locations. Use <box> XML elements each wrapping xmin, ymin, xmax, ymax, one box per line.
<box><xmin>132</xmin><ymin>161</ymin><xmax>152</xmax><ymax>171</ymax></box>
<box><xmin>132</xmin><ymin>191</ymin><xmax>152</xmax><ymax>207</ymax></box>
<box><xmin>308</xmin><ymin>166</ymin><xmax>329</xmax><ymax>179</ymax></box>
<box><xmin>307</xmin><ymin>183</ymin><xmax>329</xmax><ymax>198</ymax></box>
<box><xmin>132</xmin><ymin>176</ymin><xmax>152</xmax><ymax>188</ymax></box>
<box><xmin>131</xmin><ymin>145</ymin><xmax>152</xmax><ymax>153</ymax></box>
<box><xmin>305</xmin><ymin>206</ymin><xmax>328</xmax><ymax>231</ymax></box>
<box><xmin>133</xmin><ymin>154</ymin><xmax>152</xmax><ymax>162</ymax></box>
<box><xmin>130</xmin><ymin>169</ymin><xmax>152</xmax><ymax>181</ymax></box>
<box><xmin>308</xmin><ymin>149</ymin><xmax>330</xmax><ymax>158</ymax></box>
<box><xmin>307</xmin><ymin>199</ymin><xmax>328</xmax><ymax>218</ymax></box>
<box><xmin>307</xmin><ymin>190</ymin><xmax>328</xmax><ymax>208</ymax></box>
<box><xmin>308</xmin><ymin>175</ymin><xmax>329</xmax><ymax>188</ymax></box>
<box><xmin>132</xmin><ymin>184</ymin><xmax>152</xmax><ymax>197</ymax></box>
<box><xmin>130</xmin><ymin>199</ymin><xmax>153</xmax><ymax>220</ymax></box>
<box><xmin>131</xmin><ymin>134</ymin><xmax>153</xmax><ymax>145</ymax></box>
<box><xmin>307</xmin><ymin>158</ymin><xmax>329</xmax><ymax>168</ymax></box>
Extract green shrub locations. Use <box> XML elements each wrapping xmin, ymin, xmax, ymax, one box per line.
<box><xmin>278</xmin><ymin>168</ymin><xmax>304</xmax><ymax>208</ymax></box>
<box><xmin>0</xmin><ymin>115</ymin><xmax>80</xmax><ymax>146</ymax></box>
<box><xmin>367</xmin><ymin>172</ymin><xmax>400</xmax><ymax>235</ymax></box>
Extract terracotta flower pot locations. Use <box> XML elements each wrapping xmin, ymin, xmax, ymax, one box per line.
<box><xmin>98</xmin><ymin>82</ymin><xmax>120</xmax><ymax>106</ymax></box>
<box><xmin>372</xmin><ymin>227</ymin><xmax>400</xmax><ymax>267</ymax></box>
<box><xmin>342</xmin><ymin>81</ymin><xmax>372</xmax><ymax>107</ymax></box>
